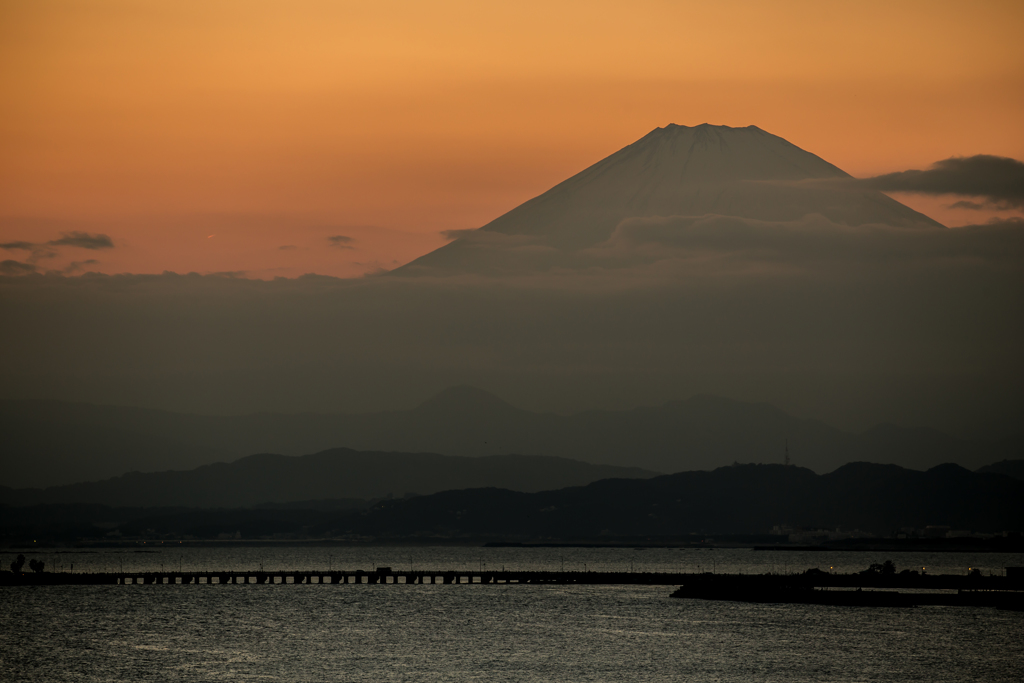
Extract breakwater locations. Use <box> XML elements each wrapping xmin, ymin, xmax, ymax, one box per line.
<box><xmin>1</xmin><ymin>568</ymin><xmax>686</xmax><ymax>586</ymax></box>
<box><xmin>1</xmin><ymin>567</ymin><xmax>1020</xmax><ymax>592</ymax></box>
<box><xmin>669</xmin><ymin>572</ymin><xmax>1024</xmax><ymax>609</ymax></box>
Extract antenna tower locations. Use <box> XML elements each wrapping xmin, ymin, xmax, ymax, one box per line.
<box><xmin>784</xmin><ymin>440</ymin><xmax>790</xmax><ymax>467</ymax></box>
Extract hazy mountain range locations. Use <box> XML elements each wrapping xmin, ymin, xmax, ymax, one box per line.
<box><xmin>976</xmin><ymin>460</ymin><xmax>1024</xmax><ymax>481</ymax></box>
<box><xmin>0</xmin><ymin>450</ymin><xmax>656</xmax><ymax>508</ymax></box>
<box><xmin>355</xmin><ymin>462</ymin><xmax>1024</xmax><ymax>538</ymax></box>
<box><xmin>3</xmin><ymin>462</ymin><xmax>1021</xmax><ymax>543</ymax></box>
<box><xmin>3</xmin><ymin>387</ymin><xmax>1021</xmax><ymax>490</ymax></box>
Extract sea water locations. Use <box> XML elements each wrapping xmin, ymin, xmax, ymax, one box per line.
<box><xmin>2</xmin><ymin>547</ymin><xmax>1022</xmax><ymax>682</ymax></box>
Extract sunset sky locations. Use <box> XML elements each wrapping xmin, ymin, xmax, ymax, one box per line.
<box><xmin>2</xmin><ymin>0</ymin><xmax>1023</xmax><ymax>278</ymax></box>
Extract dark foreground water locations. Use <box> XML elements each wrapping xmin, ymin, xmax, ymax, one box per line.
<box><xmin>3</xmin><ymin>547</ymin><xmax>1022</xmax><ymax>682</ymax></box>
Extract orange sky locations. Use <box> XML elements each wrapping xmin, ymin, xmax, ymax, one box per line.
<box><xmin>2</xmin><ymin>0</ymin><xmax>1023</xmax><ymax>278</ymax></box>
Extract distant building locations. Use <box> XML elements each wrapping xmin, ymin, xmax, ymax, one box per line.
<box><xmin>924</xmin><ymin>525</ymin><xmax>951</xmax><ymax>538</ymax></box>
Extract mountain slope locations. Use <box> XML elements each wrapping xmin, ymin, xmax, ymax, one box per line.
<box><xmin>976</xmin><ymin>459</ymin><xmax>1024</xmax><ymax>481</ymax></box>
<box><xmin>354</xmin><ymin>463</ymin><xmax>1024</xmax><ymax>538</ymax></box>
<box><xmin>396</xmin><ymin>124</ymin><xmax>943</xmax><ymax>274</ymax></box>
<box><xmin>0</xmin><ymin>449</ymin><xmax>658</xmax><ymax>508</ymax></box>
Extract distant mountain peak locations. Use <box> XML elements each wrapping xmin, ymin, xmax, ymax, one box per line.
<box><xmin>396</xmin><ymin>123</ymin><xmax>941</xmax><ymax>274</ymax></box>
<box><xmin>653</xmin><ymin>123</ymin><xmax>762</xmax><ymax>134</ymax></box>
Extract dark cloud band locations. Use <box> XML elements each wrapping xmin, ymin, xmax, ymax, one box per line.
<box><xmin>47</xmin><ymin>232</ymin><xmax>115</xmax><ymax>249</ymax></box>
<box><xmin>0</xmin><ymin>241</ymin><xmax>35</xmax><ymax>251</ymax></box>
<box><xmin>1</xmin><ymin>232</ymin><xmax>115</xmax><ymax>257</ymax></box>
<box><xmin>864</xmin><ymin>155</ymin><xmax>1024</xmax><ymax>208</ymax></box>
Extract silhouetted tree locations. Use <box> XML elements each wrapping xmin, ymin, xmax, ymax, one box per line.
<box><xmin>862</xmin><ymin>560</ymin><xmax>897</xmax><ymax>576</ymax></box>
<box><xmin>28</xmin><ymin>559</ymin><xmax>45</xmax><ymax>573</ymax></box>
<box><xmin>10</xmin><ymin>554</ymin><xmax>25</xmax><ymax>573</ymax></box>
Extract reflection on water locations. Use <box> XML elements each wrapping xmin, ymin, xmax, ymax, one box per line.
<box><xmin>1</xmin><ymin>579</ymin><xmax>1021</xmax><ymax>682</ymax></box>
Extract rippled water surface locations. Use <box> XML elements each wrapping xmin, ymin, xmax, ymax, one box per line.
<box><xmin>2</xmin><ymin>547</ymin><xmax>1022</xmax><ymax>681</ymax></box>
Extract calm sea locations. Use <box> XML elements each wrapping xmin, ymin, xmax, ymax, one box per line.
<box><xmin>2</xmin><ymin>546</ymin><xmax>1022</xmax><ymax>682</ymax></box>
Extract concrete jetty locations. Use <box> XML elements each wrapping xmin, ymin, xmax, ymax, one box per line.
<box><xmin>1</xmin><ymin>567</ymin><xmax>1021</xmax><ymax>603</ymax></box>
<box><xmin>669</xmin><ymin>572</ymin><xmax>1024</xmax><ymax>609</ymax></box>
<box><xmin>0</xmin><ymin>568</ymin><xmax>690</xmax><ymax>586</ymax></box>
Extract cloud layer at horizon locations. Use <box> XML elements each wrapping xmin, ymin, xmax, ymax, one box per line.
<box><xmin>0</xmin><ymin>231</ymin><xmax>114</xmax><ymax>273</ymax></box>
<box><xmin>2</xmin><ymin>214</ymin><xmax>1020</xmax><ymax>438</ymax></box>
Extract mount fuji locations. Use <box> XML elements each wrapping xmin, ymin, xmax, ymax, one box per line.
<box><xmin>397</xmin><ymin>124</ymin><xmax>942</xmax><ymax>274</ymax></box>
<box><xmin>1</xmin><ymin>124</ymin><xmax>1018</xmax><ymax>439</ymax></box>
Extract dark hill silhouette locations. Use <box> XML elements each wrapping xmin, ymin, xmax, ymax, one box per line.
<box><xmin>2</xmin><ymin>388</ymin><xmax>1020</xmax><ymax>489</ymax></box>
<box><xmin>0</xmin><ymin>449</ymin><xmax>657</xmax><ymax>508</ymax></box>
<box><xmin>975</xmin><ymin>459</ymin><xmax>1024</xmax><ymax>481</ymax></box>
<box><xmin>354</xmin><ymin>462</ymin><xmax>1024</xmax><ymax>538</ymax></box>
<box><xmin>3</xmin><ymin>463</ymin><xmax>1021</xmax><ymax>543</ymax></box>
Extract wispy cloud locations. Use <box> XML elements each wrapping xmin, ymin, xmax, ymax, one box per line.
<box><xmin>61</xmin><ymin>259</ymin><xmax>100</xmax><ymax>275</ymax></box>
<box><xmin>48</xmin><ymin>232</ymin><xmax>115</xmax><ymax>249</ymax></box>
<box><xmin>0</xmin><ymin>241</ymin><xmax>35</xmax><ymax>251</ymax></box>
<box><xmin>0</xmin><ymin>259</ymin><xmax>37</xmax><ymax>275</ymax></box>
<box><xmin>948</xmin><ymin>200</ymin><xmax>988</xmax><ymax>210</ymax></box>
<box><xmin>0</xmin><ymin>231</ymin><xmax>115</xmax><ymax>267</ymax></box>
<box><xmin>441</xmin><ymin>229</ymin><xmax>477</xmax><ymax>241</ymax></box>
<box><xmin>327</xmin><ymin>235</ymin><xmax>355</xmax><ymax>249</ymax></box>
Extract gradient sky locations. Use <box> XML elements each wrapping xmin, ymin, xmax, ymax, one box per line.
<box><xmin>2</xmin><ymin>0</ymin><xmax>1023</xmax><ymax>278</ymax></box>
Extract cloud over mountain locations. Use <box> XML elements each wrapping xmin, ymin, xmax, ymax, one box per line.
<box><xmin>1</xmin><ymin>126</ymin><xmax>1021</xmax><ymax>437</ymax></box>
<box><xmin>596</xmin><ymin>214</ymin><xmax>1024</xmax><ymax>271</ymax></box>
<box><xmin>397</xmin><ymin>124</ymin><xmax>943</xmax><ymax>276</ymax></box>
<box><xmin>864</xmin><ymin>155</ymin><xmax>1024</xmax><ymax>209</ymax></box>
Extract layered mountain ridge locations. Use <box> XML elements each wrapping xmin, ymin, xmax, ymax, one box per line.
<box><xmin>0</xmin><ymin>449</ymin><xmax>657</xmax><ymax>508</ymax></box>
<box><xmin>2</xmin><ymin>387</ymin><xmax>1020</xmax><ymax>490</ymax></box>
<box><xmin>5</xmin><ymin>462</ymin><xmax>1021</xmax><ymax>542</ymax></box>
